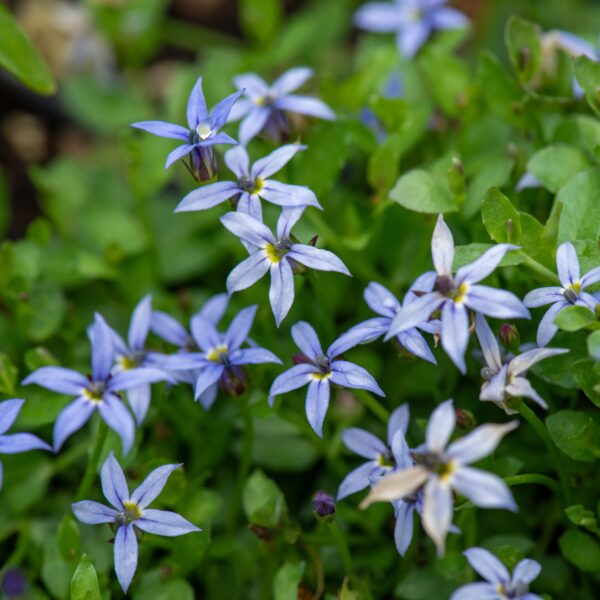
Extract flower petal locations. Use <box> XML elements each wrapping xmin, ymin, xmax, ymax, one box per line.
<box><xmin>425</xmin><ymin>399</ymin><xmax>455</xmax><ymax>454</ymax></box>
<box><xmin>452</xmin><ymin>466</ymin><xmax>517</xmax><ymax>510</ymax></box>
<box><xmin>556</xmin><ymin>241</ymin><xmax>580</xmax><ymax>286</ymax></box>
<box><xmin>260</xmin><ymin>180</ymin><xmax>321</xmax><ymax>208</ymax></box>
<box><xmin>581</xmin><ymin>265</ymin><xmax>600</xmax><ymax>288</ymax></box>
<box><xmin>189</xmin><ymin>315</ymin><xmax>221</xmax><ymax>353</ymax></box>
<box><xmin>0</xmin><ymin>433</ymin><xmax>51</xmax><ymax>454</ymax></box>
<box><xmin>509</xmin><ymin>347</ymin><xmax>569</xmax><ymax>376</ymax></box>
<box><xmin>397</xmin><ymin>328</ymin><xmax>437</xmax><ymax>364</ymax></box>
<box><xmin>137</xmin><ymin>509</ymin><xmax>200</xmax><ymax>536</ymax></box>
<box><xmin>327</xmin><ymin>318</ymin><xmax>389</xmax><ymax>357</ymax></box>
<box><xmin>360</xmin><ymin>466</ymin><xmax>429</xmax><ymax>507</ymax></box>
<box><xmin>512</xmin><ymin>558</ymin><xmax>542</xmax><ymax>585</ymax></box>
<box><xmin>239</xmin><ymin>106</ymin><xmax>271</xmax><ymax>145</ymax></box>
<box><xmin>186</xmin><ymin>76</ymin><xmax>208</xmax><ymax>129</ymax></box>
<box><xmin>150</xmin><ymin>311</ymin><xmax>188</xmax><ymax>347</ymax></box>
<box><xmin>175</xmin><ymin>181</ymin><xmax>240</xmax><ymax>213</ymax></box>
<box><xmin>353</xmin><ymin>3</ymin><xmax>405</xmax><ymax>32</ymax></box>
<box><xmin>22</xmin><ymin>366</ymin><xmax>88</xmax><ymax>396</ymax></box>
<box><xmin>474</xmin><ymin>313</ymin><xmax>503</xmax><ymax>371</ymax></box>
<box><xmin>127</xmin><ymin>295</ymin><xmax>152</xmax><ymax>352</ymax></box>
<box><xmin>329</xmin><ymin>360</ymin><xmax>385</xmax><ymax>396</ymax></box>
<box><xmin>224</xmin><ymin>145</ymin><xmax>250</xmax><ymax>178</ymax></box>
<box><xmin>221</xmin><ymin>211</ymin><xmax>275</xmax><ymax>247</ymax></box>
<box><xmin>199</xmin><ymin>293</ymin><xmax>229</xmax><ymax>325</ymax></box>
<box><xmin>233</xmin><ymin>73</ymin><xmax>269</xmax><ymax>98</ymax></box>
<box><xmin>226</xmin><ymin>252</ymin><xmax>270</xmax><ymax>294</ymax></box>
<box><xmin>448</xmin><ymin>421</ymin><xmax>518</xmax><ymax>464</ymax></box>
<box><xmin>0</xmin><ymin>398</ymin><xmax>25</xmax><ymax>435</ymax></box>
<box><xmin>130</xmin><ymin>120</ymin><xmax>189</xmax><ymax>140</ymax></box>
<box><xmin>342</xmin><ymin>428</ymin><xmax>387</xmax><ymax>459</ymax></box>
<box><xmin>268</xmin><ymin>364</ymin><xmax>316</xmax><ymax>406</ymax></box>
<box><xmin>72</xmin><ymin>500</ymin><xmax>117</xmax><ymax>524</ymax></box>
<box><xmin>393</xmin><ymin>500</ymin><xmax>416</xmax><ymax>556</ymax></box>
<box><xmin>91</xmin><ymin>313</ymin><xmax>115</xmax><ymax>382</ymax></box>
<box><xmin>337</xmin><ymin>461</ymin><xmax>379</xmax><ymax>500</ymax></box>
<box><xmin>305</xmin><ymin>378</ymin><xmax>331</xmax><ymax>437</ymax></box>
<box><xmin>536</xmin><ymin>301</ymin><xmax>567</xmax><ymax>347</ymax></box>
<box><xmin>388</xmin><ymin>404</ymin><xmax>410</xmax><ymax>444</ymax></box>
<box><xmin>131</xmin><ymin>463</ymin><xmax>182</xmax><ymax>509</ymax></box>
<box><xmin>126</xmin><ymin>384</ymin><xmax>151</xmax><ymax>425</ymax></box>
<box><xmin>194</xmin><ymin>363</ymin><xmax>225</xmax><ymax>400</ymax></box>
<box><xmin>271</xmin><ymin>67</ymin><xmax>314</xmax><ymax>96</ymax></box>
<box><xmin>291</xmin><ymin>321</ymin><xmax>323</xmax><ymax>359</ymax></box>
<box><xmin>431</xmin><ymin>214</ymin><xmax>454</xmax><ymax>277</ymax></box>
<box><xmin>288</xmin><ymin>245</ymin><xmax>351</xmax><ymax>275</ymax></box>
<box><xmin>397</xmin><ymin>20</ymin><xmax>431</xmax><ymax>57</ymax></box>
<box><xmin>276</xmin><ymin>206</ymin><xmax>305</xmax><ymax>239</ymax></box>
<box><xmin>165</xmin><ymin>144</ymin><xmax>195</xmax><ymax>169</ymax></box>
<box><xmin>386</xmin><ymin>292</ymin><xmax>443</xmax><ymax>339</ymax></box>
<box><xmin>229</xmin><ymin>348</ymin><xmax>281</xmax><ymax>365</ymax></box>
<box><xmin>53</xmin><ymin>397</ymin><xmax>95</xmax><ymax>451</ymax></box>
<box><xmin>365</xmin><ymin>282</ymin><xmax>400</xmax><ymax>317</ymax></box>
<box><xmin>431</xmin><ymin>7</ymin><xmax>469</xmax><ymax>30</ymax></box>
<box><xmin>99</xmin><ymin>394</ymin><xmax>135</xmax><ymax>456</ymax></box>
<box><xmin>463</xmin><ymin>547</ymin><xmax>510</xmax><ymax>584</ymax></box>
<box><xmin>251</xmin><ymin>143</ymin><xmax>306</xmax><ymax>179</ymax></box>
<box><xmin>115</xmin><ymin>524</ymin><xmax>138</xmax><ymax>594</ymax></box>
<box><xmin>109</xmin><ymin>368</ymin><xmax>172</xmax><ymax>392</ymax></box>
<box><xmin>523</xmin><ymin>286</ymin><xmax>562</xmax><ymax>308</ymax></box>
<box><xmin>210</xmin><ymin>90</ymin><xmax>244</xmax><ymax>130</ymax></box>
<box><xmin>449</xmin><ymin>582</ymin><xmax>500</xmax><ymax>600</ymax></box>
<box><xmin>274</xmin><ymin>95</ymin><xmax>335</xmax><ymax>120</ymax></box>
<box><xmin>440</xmin><ymin>301</ymin><xmax>470</xmax><ymax>374</ymax></box>
<box><xmin>505</xmin><ymin>377</ymin><xmax>548</xmax><ymax>409</ymax></box>
<box><xmin>421</xmin><ymin>477</ymin><xmax>453</xmax><ymax>555</ymax></box>
<box><xmin>269</xmin><ymin>260</ymin><xmax>296</xmax><ymax>327</ymax></box>
<box><xmin>225</xmin><ymin>305</ymin><xmax>258</xmax><ymax>350</ymax></box>
<box><xmin>466</xmin><ymin>285</ymin><xmax>530</xmax><ymax>319</ymax></box>
<box><xmin>480</xmin><ymin>365</ymin><xmax>509</xmax><ymax>403</ymax></box>
<box><xmin>456</xmin><ymin>244</ymin><xmax>518</xmax><ymax>284</ymax></box>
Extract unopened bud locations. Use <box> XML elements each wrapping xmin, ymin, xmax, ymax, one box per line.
<box><xmin>312</xmin><ymin>490</ymin><xmax>336</xmax><ymax>522</ymax></box>
<box><xmin>249</xmin><ymin>524</ymin><xmax>273</xmax><ymax>541</ymax></box>
<box><xmin>499</xmin><ymin>323</ymin><xmax>519</xmax><ymax>348</ymax></box>
<box><xmin>190</xmin><ymin>147</ymin><xmax>217</xmax><ymax>181</ymax></box>
<box><xmin>455</xmin><ymin>408</ymin><xmax>476</xmax><ymax>431</ymax></box>
<box><xmin>219</xmin><ymin>365</ymin><xmax>248</xmax><ymax>396</ymax></box>
<box><xmin>2</xmin><ymin>568</ymin><xmax>28</xmax><ymax>599</ymax></box>
<box><xmin>292</xmin><ymin>353</ymin><xmax>313</xmax><ymax>365</ymax></box>
<box><xmin>308</xmin><ymin>235</ymin><xmax>319</xmax><ymax>247</ymax></box>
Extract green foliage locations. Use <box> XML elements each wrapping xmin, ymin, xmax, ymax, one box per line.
<box><xmin>71</xmin><ymin>555</ymin><xmax>101</xmax><ymax>600</ymax></box>
<box><xmin>390</xmin><ymin>169</ymin><xmax>458</xmax><ymax>214</ymax></box>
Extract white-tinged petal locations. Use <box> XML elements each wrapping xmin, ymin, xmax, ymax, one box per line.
<box><xmin>359</xmin><ymin>466</ymin><xmax>429</xmax><ymax>508</ymax></box>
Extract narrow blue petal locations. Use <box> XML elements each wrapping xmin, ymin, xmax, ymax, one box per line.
<box><xmin>449</xmin><ymin>582</ymin><xmax>500</xmax><ymax>600</ymax></box>
<box><xmin>199</xmin><ymin>293</ymin><xmax>229</xmax><ymax>325</ymax></box>
<box><xmin>448</xmin><ymin>421</ymin><xmax>518</xmax><ymax>465</ymax></box>
<box><xmin>269</xmin><ymin>260</ymin><xmax>296</xmax><ymax>327</ymax></box>
<box><xmin>198</xmin><ymin>383</ymin><xmax>218</xmax><ymax>410</ymax></box>
<box><xmin>53</xmin><ymin>397</ymin><xmax>95</xmax><ymax>451</ymax></box>
<box><xmin>291</xmin><ymin>322</ymin><xmax>323</xmax><ymax>359</ymax></box>
<box><xmin>226</xmin><ymin>252</ymin><xmax>270</xmax><ymax>293</ymax></box>
<box><xmin>126</xmin><ymin>384</ymin><xmax>151</xmax><ymax>425</ymax></box>
<box><xmin>431</xmin><ymin>7</ymin><xmax>469</xmax><ymax>30</ymax></box>
<box><xmin>150</xmin><ymin>311</ymin><xmax>188</xmax><ymax>347</ymax></box>
<box><xmin>271</xmin><ymin>68</ymin><xmax>313</xmax><ymax>97</ymax></box>
<box><xmin>194</xmin><ymin>363</ymin><xmax>224</xmax><ymax>400</ymax></box>
<box><xmin>337</xmin><ymin>461</ymin><xmax>378</xmax><ymax>500</ymax></box>
<box><xmin>260</xmin><ymin>181</ymin><xmax>322</xmax><ymax>208</ymax></box>
<box><xmin>190</xmin><ymin>315</ymin><xmax>221</xmax><ymax>352</ymax></box>
<box><xmin>186</xmin><ymin>76</ymin><xmax>208</xmax><ymax>129</ymax></box>
<box><xmin>512</xmin><ymin>558</ymin><xmax>542</xmax><ymax>585</ymax></box>
<box><xmin>237</xmin><ymin>192</ymin><xmax>263</xmax><ymax>223</ymax></box>
<box><xmin>288</xmin><ymin>245</ymin><xmax>351</xmax><ymax>275</ymax></box>
<box><xmin>509</xmin><ymin>347</ymin><xmax>569</xmax><ymax>376</ymax></box>
<box><xmin>101</xmin><ymin>451</ymin><xmax>129</xmax><ymax>510</ymax></box>
<box><xmin>199</xmin><ymin>132</ymin><xmax>237</xmax><ymax>146</ymax></box>
<box><xmin>480</xmin><ymin>365</ymin><xmax>508</xmax><ymax>403</ymax></box>
<box><xmin>251</xmin><ymin>144</ymin><xmax>306</xmax><ymax>179</ymax></box>
<box><xmin>431</xmin><ymin>214</ymin><xmax>454</xmax><ymax>277</ymax></box>
<box><xmin>329</xmin><ymin>360</ymin><xmax>385</xmax><ymax>396</ymax></box>
<box><xmin>505</xmin><ymin>377</ymin><xmax>547</xmax><ymax>409</ymax></box>
<box><xmin>0</xmin><ymin>433</ymin><xmax>51</xmax><ymax>454</ymax></box>
<box><xmin>0</xmin><ymin>399</ymin><xmax>25</xmax><ymax>435</ymax></box>
<box><xmin>99</xmin><ymin>394</ymin><xmax>135</xmax><ymax>456</ymax></box>
<box><xmin>393</xmin><ymin>500</ymin><xmax>416</xmax><ymax>556</ymax></box>
<box><xmin>239</xmin><ymin>107</ymin><xmax>271</xmax><ymax>145</ymax></box>
<box><xmin>342</xmin><ymin>428</ymin><xmax>387</xmax><ymax>459</ymax></box>
<box><xmin>136</xmin><ymin>509</ymin><xmax>200</xmax><ymax>536</ymax></box>
<box><xmin>220</xmin><ymin>211</ymin><xmax>275</xmax><ymax>247</ymax></box>
<box><xmin>23</xmin><ymin>366</ymin><xmax>88</xmax><ymax>396</ymax></box>
<box><xmin>233</xmin><ymin>73</ymin><xmax>269</xmax><ymax>98</ymax></box>
<box><xmin>425</xmin><ymin>399</ymin><xmax>455</xmax><ymax>454</ymax></box>
<box><xmin>176</xmin><ymin>181</ymin><xmax>240</xmax><ymax>213</ymax></box>
<box><xmin>268</xmin><ymin>364</ymin><xmax>316</xmax><ymax>405</ymax></box>
<box><xmin>474</xmin><ymin>314</ymin><xmax>503</xmax><ymax>371</ymax></box>
<box><xmin>72</xmin><ymin>500</ymin><xmax>117</xmax><ymax>525</ymax></box>
<box><xmin>114</xmin><ymin>524</ymin><xmax>138</xmax><ymax>594</ymax></box>
<box><xmin>131</xmin><ymin>463</ymin><xmax>182</xmax><ymax>509</ymax></box>
<box><xmin>422</xmin><ymin>477</ymin><xmax>453</xmax><ymax>555</ymax></box>
<box><xmin>109</xmin><ymin>368</ymin><xmax>172</xmax><ymax>392</ymax></box>
<box><xmin>364</xmin><ymin>282</ymin><xmax>400</xmax><ymax>318</ymax></box>
<box><xmin>225</xmin><ymin>305</ymin><xmax>258</xmax><ymax>350</ymax></box>
<box><xmin>536</xmin><ymin>301</ymin><xmax>566</xmax><ymax>347</ymax></box>
<box><xmin>229</xmin><ymin>348</ymin><xmax>281</xmax><ymax>365</ymax></box>
<box><xmin>386</xmin><ymin>292</ymin><xmax>443</xmax><ymax>340</ymax></box>
<box><xmin>130</xmin><ymin>120</ymin><xmax>189</xmax><ymax>141</ymax></box>
<box><xmin>127</xmin><ymin>296</ymin><xmax>152</xmax><ymax>352</ymax></box>
<box><xmin>388</xmin><ymin>404</ymin><xmax>410</xmax><ymax>444</ymax></box>
<box><xmin>159</xmin><ymin>352</ymin><xmax>205</xmax><ymax>371</ymax></box>
<box><xmin>556</xmin><ymin>241</ymin><xmax>580</xmax><ymax>286</ymax></box>
<box><xmin>463</xmin><ymin>547</ymin><xmax>510</xmax><ymax>584</ymax></box>
<box><xmin>327</xmin><ymin>318</ymin><xmax>389</xmax><ymax>357</ymax></box>
<box><xmin>581</xmin><ymin>265</ymin><xmax>600</xmax><ymax>288</ymax></box>
<box><xmin>224</xmin><ymin>145</ymin><xmax>250</xmax><ymax>178</ymax></box>
<box><xmin>353</xmin><ymin>3</ymin><xmax>404</xmax><ymax>32</ymax></box>
<box><xmin>306</xmin><ymin>379</ymin><xmax>330</xmax><ymax>437</ymax></box>
<box><xmin>274</xmin><ymin>95</ymin><xmax>335</xmax><ymax>120</ymax></box>
<box><xmin>165</xmin><ymin>144</ymin><xmax>195</xmax><ymax>169</ymax></box>
<box><xmin>210</xmin><ymin>90</ymin><xmax>244</xmax><ymax>130</ymax></box>
<box><xmin>456</xmin><ymin>244</ymin><xmax>518</xmax><ymax>285</ymax></box>
<box><xmin>397</xmin><ymin>328</ymin><xmax>437</xmax><ymax>364</ymax></box>
<box><xmin>440</xmin><ymin>301</ymin><xmax>470</xmax><ymax>373</ymax></box>
<box><xmin>91</xmin><ymin>313</ymin><xmax>115</xmax><ymax>382</ymax></box>
<box><xmin>276</xmin><ymin>207</ymin><xmax>305</xmax><ymax>239</ymax></box>
<box><xmin>391</xmin><ymin>430</ymin><xmax>413</xmax><ymax>469</ymax></box>
<box><xmin>453</xmin><ymin>466</ymin><xmax>517</xmax><ymax>511</ymax></box>
<box><xmin>467</xmin><ymin>285</ymin><xmax>530</xmax><ymax>319</ymax></box>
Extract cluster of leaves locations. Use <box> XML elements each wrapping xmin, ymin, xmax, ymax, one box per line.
<box><xmin>2</xmin><ymin>0</ymin><xmax>600</xmax><ymax>598</ymax></box>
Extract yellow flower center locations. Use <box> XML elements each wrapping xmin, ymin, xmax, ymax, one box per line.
<box><xmin>265</xmin><ymin>243</ymin><xmax>284</xmax><ymax>264</ymax></box>
<box><xmin>207</xmin><ymin>344</ymin><xmax>229</xmax><ymax>363</ymax></box>
<box><xmin>454</xmin><ymin>282</ymin><xmax>469</xmax><ymax>304</ymax></box>
<box><xmin>196</xmin><ymin>122</ymin><xmax>213</xmax><ymax>140</ymax></box>
<box><xmin>435</xmin><ymin>459</ymin><xmax>456</xmax><ymax>482</ymax></box>
<box><xmin>310</xmin><ymin>371</ymin><xmax>332</xmax><ymax>381</ymax></box>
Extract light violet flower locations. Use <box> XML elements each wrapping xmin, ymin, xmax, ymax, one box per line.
<box><xmin>354</xmin><ymin>0</ymin><xmax>469</xmax><ymax>59</ymax></box>
<box><xmin>387</xmin><ymin>214</ymin><xmax>530</xmax><ymax>373</ymax></box>
<box><xmin>0</xmin><ymin>399</ymin><xmax>51</xmax><ymax>490</ymax></box>
<box><xmin>360</xmin><ymin>399</ymin><xmax>518</xmax><ymax>555</ymax></box>
<box><xmin>334</xmin><ymin>280</ymin><xmax>439</xmax><ymax>364</ymax></box>
<box><xmin>109</xmin><ymin>295</ymin><xmax>173</xmax><ymax>425</ymax></box>
<box><xmin>72</xmin><ymin>452</ymin><xmax>199</xmax><ymax>593</ymax></box>
<box><xmin>269</xmin><ymin>321</ymin><xmax>385</xmax><ymax>437</ymax></box>
<box><xmin>222</xmin><ymin>209</ymin><xmax>351</xmax><ymax>326</ymax></box>
<box><xmin>160</xmin><ymin>305</ymin><xmax>281</xmax><ymax>409</ymax></box>
<box><xmin>23</xmin><ymin>314</ymin><xmax>170</xmax><ymax>454</ymax></box>
<box><xmin>451</xmin><ymin>547</ymin><xmax>542</xmax><ymax>600</ymax></box>
<box><xmin>524</xmin><ymin>241</ymin><xmax>600</xmax><ymax>346</ymax></box>
<box><xmin>475</xmin><ymin>314</ymin><xmax>568</xmax><ymax>414</ymax></box>
<box><xmin>227</xmin><ymin>67</ymin><xmax>335</xmax><ymax>145</ymax></box>
<box><xmin>131</xmin><ymin>76</ymin><xmax>242</xmax><ymax>180</ymax></box>
<box><xmin>175</xmin><ymin>144</ymin><xmax>321</xmax><ymax>222</ymax></box>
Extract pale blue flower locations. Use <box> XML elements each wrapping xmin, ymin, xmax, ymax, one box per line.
<box><xmin>387</xmin><ymin>214</ymin><xmax>530</xmax><ymax>373</ymax></box>
<box><xmin>524</xmin><ymin>241</ymin><xmax>600</xmax><ymax>346</ymax></box>
<box><xmin>0</xmin><ymin>399</ymin><xmax>51</xmax><ymax>490</ymax></box>
<box><xmin>72</xmin><ymin>452</ymin><xmax>200</xmax><ymax>593</ymax></box>
<box><xmin>354</xmin><ymin>0</ymin><xmax>469</xmax><ymax>58</ymax></box>
<box><xmin>131</xmin><ymin>76</ymin><xmax>242</xmax><ymax>180</ymax></box>
<box><xmin>227</xmin><ymin>67</ymin><xmax>335</xmax><ymax>145</ymax></box>
<box><xmin>451</xmin><ymin>547</ymin><xmax>542</xmax><ymax>600</ymax></box>
<box><xmin>475</xmin><ymin>314</ymin><xmax>568</xmax><ymax>414</ymax></box>
<box><xmin>269</xmin><ymin>322</ymin><xmax>384</xmax><ymax>437</ymax></box>
<box><xmin>361</xmin><ymin>399</ymin><xmax>518</xmax><ymax>555</ymax></box>
<box><xmin>222</xmin><ymin>209</ymin><xmax>351</xmax><ymax>326</ymax></box>
<box><xmin>175</xmin><ymin>143</ymin><xmax>321</xmax><ymax>222</ymax></box>
<box><xmin>23</xmin><ymin>314</ymin><xmax>170</xmax><ymax>454</ymax></box>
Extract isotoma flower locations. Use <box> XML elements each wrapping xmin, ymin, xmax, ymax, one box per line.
<box><xmin>354</xmin><ymin>0</ymin><xmax>469</xmax><ymax>59</ymax></box>
<box><xmin>131</xmin><ymin>76</ymin><xmax>242</xmax><ymax>180</ymax></box>
<box><xmin>72</xmin><ymin>452</ymin><xmax>199</xmax><ymax>593</ymax></box>
<box><xmin>222</xmin><ymin>209</ymin><xmax>351</xmax><ymax>326</ymax></box>
<box><xmin>387</xmin><ymin>214</ymin><xmax>530</xmax><ymax>373</ymax></box>
<box><xmin>475</xmin><ymin>314</ymin><xmax>568</xmax><ymax>414</ymax></box>
<box><xmin>227</xmin><ymin>67</ymin><xmax>335</xmax><ymax>145</ymax></box>
<box><xmin>23</xmin><ymin>314</ymin><xmax>170</xmax><ymax>453</ymax></box>
<box><xmin>109</xmin><ymin>295</ymin><xmax>172</xmax><ymax>424</ymax></box>
<box><xmin>175</xmin><ymin>144</ymin><xmax>321</xmax><ymax>222</ymax></box>
<box><xmin>161</xmin><ymin>305</ymin><xmax>281</xmax><ymax>409</ymax></box>
<box><xmin>360</xmin><ymin>399</ymin><xmax>518</xmax><ymax>555</ymax></box>
<box><xmin>524</xmin><ymin>241</ymin><xmax>600</xmax><ymax>347</ymax></box>
<box><xmin>269</xmin><ymin>321</ymin><xmax>385</xmax><ymax>436</ymax></box>
<box><xmin>334</xmin><ymin>280</ymin><xmax>438</xmax><ymax>365</ymax></box>
<box><xmin>0</xmin><ymin>399</ymin><xmax>51</xmax><ymax>490</ymax></box>
<box><xmin>450</xmin><ymin>547</ymin><xmax>542</xmax><ymax>600</ymax></box>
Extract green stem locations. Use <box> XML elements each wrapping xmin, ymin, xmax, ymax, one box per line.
<box><xmin>327</xmin><ymin>520</ymin><xmax>354</xmax><ymax>575</ymax></box>
<box><xmin>355</xmin><ymin>390</ymin><xmax>389</xmax><ymax>424</ymax></box>
<box><xmin>75</xmin><ymin>420</ymin><xmax>108</xmax><ymax>501</ymax></box>
<box><xmin>523</xmin><ymin>257</ymin><xmax>559</xmax><ymax>284</ymax></box>
<box><xmin>517</xmin><ymin>401</ymin><xmax>571</xmax><ymax>504</ymax></box>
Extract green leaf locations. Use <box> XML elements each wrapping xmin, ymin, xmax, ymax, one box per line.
<box><xmin>527</xmin><ymin>144</ymin><xmax>592</xmax><ymax>193</ymax></box>
<box><xmin>242</xmin><ymin>469</ymin><xmax>286</xmax><ymax>528</ymax></box>
<box><xmin>273</xmin><ymin>561</ymin><xmax>305</xmax><ymax>600</ymax></box>
<box><xmin>572</xmin><ymin>360</ymin><xmax>600</xmax><ymax>408</ymax></box>
<box><xmin>554</xmin><ymin>305</ymin><xmax>596</xmax><ymax>332</ymax></box>
<box><xmin>368</xmin><ymin>133</ymin><xmax>402</xmax><ymax>194</ymax></box>
<box><xmin>0</xmin><ymin>353</ymin><xmax>18</xmax><ymax>395</ymax></box>
<box><xmin>559</xmin><ymin>530</ymin><xmax>600</xmax><ymax>571</ymax></box>
<box><xmin>573</xmin><ymin>55</ymin><xmax>600</xmax><ymax>117</ymax></box>
<box><xmin>71</xmin><ymin>555</ymin><xmax>101</xmax><ymax>600</ymax></box>
<box><xmin>546</xmin><ymin>410</ymin><xmax>600</xmax><ymax>462</ymax></box>
<box><xmin>587</xmin><ymin>330</ymin><xmax>600</xmax><ymax>361</ymax></box>
<box><xmin>556</xmin><ymin>167</ymin><xmax>600</xmax><ymax>243</ymax></box>
<box><xmin>240</xmin><ymin>0</ymin><xmax>282</xmax><ymax>45</ymax></box>
<box><xmin>505</xmin><ymin>16</ymin><xmax>542</xmax><ymax>85</ymax></box>
<box><xmin>565</xmin><ymin>504</ymin><xmax>600</xmax><ymax>537</ymax></box>
<box><xmin>390</xmin><ymin>169</ymin><xmax>458</xmax><ymax>214</ymax></box>
<box><xmin>58</xmin><ymin>515</ymin><xmax>81</xmax><ymax>563</ymax></box>
<box><xmin>481</xmin><ymin>188</ymin><xmax>521</xmax><ymax>243</ymax></box>
<box><xmin>0</xmin><ymin>5</ymin><xmax>55</xmax><ymax>95</ymax></box>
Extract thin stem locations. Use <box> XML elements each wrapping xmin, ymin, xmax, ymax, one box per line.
<box><xmin>517</xmin><ymin>401</ymin><xmax>571</xmax><ymax>504</ymax></box>
<box><xmin>75</xmin><ymin>420</ymin><xmax>108</xmax><ymax>501</ymax></box>
<box><xmin>355</xmin><ymin>389</ymin><xmax>389</xmax><ymax>424</ymax></box>
<box><xmin>301</xmin><ymin>542</ymin><xmax>325</xmax><ymax>600</ymax></box>
<box><xmin>327</xmin><ymin>520</ymin><xmax>354</xmax><ymax>576</ymax></box>
<box><xmin>523</xmin><ymin>256</ymin><xmax>559</xmax><ymax>284</ymax></box>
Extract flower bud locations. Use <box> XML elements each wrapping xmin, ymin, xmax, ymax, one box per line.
<box><xmin>190</xmin><ymin>146</ymin><xmax>217</xmax><ymax>181</ymax></box>
<box><xmin>312</xmin><ymin>490</ymin><xmax>336</xmax><ymax>522</ymax></box>
<box><xmin>455</xmin><ymin>407</ymin><xmax>476</xmax><ymax>431</ymax></box>
<box><xmin>292</xmin><ymin>352</ymin><xmax>313</xmax><ymax>365</ymax></box>
<box><xmin>2</xmin><ymin>569</ymin><xmax>28</xmax><ymax>599</ymax></box>
<box><xmin>219</xmin><ymin>365</ymin><xmax>248</xmax><ymax>396</ymax></box>
<box><xmin>499</xmin><ymin>323</ymin><xmax>520</xmax><ymax>348</ymax></box>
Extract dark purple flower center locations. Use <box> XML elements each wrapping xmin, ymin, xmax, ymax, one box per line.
<box><xmin>435</xmin><ymin>275</ymin><xmax>455</xmax><ymax>296</ymax></box>
<box><xmin>563</xmin><ymin>287</ymin><xmax>579</xmax><ymax>304</ymax></box>
<box><xmin>315</xmin><ymin>354</ymin><xmax>331</xmax><ymax>373</ymax></box>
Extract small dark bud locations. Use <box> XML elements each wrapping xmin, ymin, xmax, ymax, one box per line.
<box><xmin>219</xmin><ymin>365</ymin><xmax>248</xmax><ymax>396</ymax></box>
<box><xmin>292</xmin><ymin>352</ymin><xmax>313</xmax><ymax>365</ymax></box>
<box><xmin>308</xmin><ymin>235</ymin><xmax>318</xmax><ymax>247</ymax></box>
<box><xmin>2</xmin><ymin>569</ymin><xmax>28</xmax><ymax>599</ymax></box>
<box><xmin>455</xmin><ymin>408</ymin><xmax>476</xmax><ymax>431</ymax></box>
<box><xmin>249</xmin><ymin>524</ymin><xmax>273</xmax><ymax>541</ymax></box>
<box><xmin>190</xmin><ymin>147</ymin><xmax>217</xmax><ymax>181</ymax></box>
<box><xmin>499</xmin><ymin>323</ymin><xmax>519</xmax><ymax>347</ymax></box>
<box><xmin>312</xmin><ymin>490</ymin><xmax>336</xmax><ymax>521</ymax></box>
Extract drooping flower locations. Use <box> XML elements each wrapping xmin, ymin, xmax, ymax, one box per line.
<box><xmin>222</xmin><ymin>209</ymin><xmax>351</xmax><ymax>326</ymax></box>
<box><xmin>72</xmin><ymin>452</ymin><xmax>200</xmax><ymax>593</ymax></box>
<box><xmin>160</xmin><ymin>305</ymin><xmax>281</xmax><ymax>409</ymax></box>
<box><xmin>108</xmin><ymin>295</ymin><xmax>173</xmax><ymax>424</ymax></box>
<box><xmin>0</xmin><ymin>399</ymin><xmax>51</xmax><ymax>490</ymax></box>
<box><xmin>227</xmin><ymin>67</ymin><xmax>335</xmax><ymax>145</ymax></box>
<box><xmin>269</xmin><ymin>321</ymin><xmax>385</xmax><ymax>437</ymax></box>
<box><xmin>524</xmin><ymin>241</ymin><xmax>600</xmax><ymax>347</ymax></box>
<box><xmin>450</xmin><ymin>547</ymin><xmax>542</xmax><ymax>600</ymax></box>
<box><xmin>23</xmin><ymin>314</ymin><xmax>170</xmax><ymax>454</ymax></box>
<box><xmin>474</xmin><ymin>314</ymin><xmax>568</xmax><ymax>414</ymax></box>
<box><xmin>175</xmin><ymin>144</ymin><xmax>321</xmax><ymax>222</ymax></box>
<box><xmin>360</xmin><ymin>399</ymin><xmax>518</xmax><ymax>555</ymax></box>
<box><xmin>354</xmin><ymin>0</ymin><xmax>469</xmax><ymax>59</ymax></box>
<box><xmin>131</xmin><ymin>76</ymin><xmax>242</xmax><ymax>180</ymax></box>
<box><xmin>333</xmin><ymin>280</ymin><xmax>439</xmax><ymax>365</ymax></box>
<box><xmin>387</xmin><ymin>214</ymin><xmax>530</xmax><ymax>373</ymax></box>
